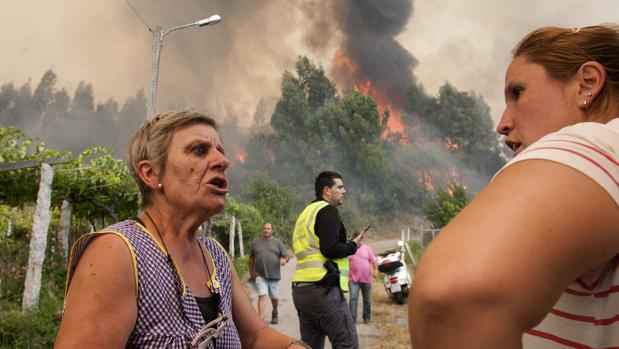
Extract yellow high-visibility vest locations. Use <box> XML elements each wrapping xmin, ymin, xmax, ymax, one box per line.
<box><xmin>292</xmin><ymin>200</ymin><xmax>350</xmax><ymax>291</ymax></box>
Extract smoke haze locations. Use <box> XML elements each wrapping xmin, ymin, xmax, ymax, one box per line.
<box><xmin>1</xmin><ymin>0</ymin><xmax>617</xmax><ymax>128</ymax></box>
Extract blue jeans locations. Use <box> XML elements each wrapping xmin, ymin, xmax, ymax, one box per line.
<box><xmin>348</xmin><ymin>282</ymin><xmax>371</xmax><ymax>322</ymax></box>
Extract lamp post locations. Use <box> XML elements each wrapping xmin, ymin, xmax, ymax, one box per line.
<box><xmin>147</xmin><ymin>14</ymin><xmax>221</xmax><ymax>119</ymax></box>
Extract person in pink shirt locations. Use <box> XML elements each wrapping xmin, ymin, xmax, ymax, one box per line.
<box><xmin>348</xmin><ymin>243</ymin><xmax>378</xmax><ymax>324</ymax></box>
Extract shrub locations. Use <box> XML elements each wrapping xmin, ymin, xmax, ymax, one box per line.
<box><xmin>0</xmin><ymin>281</ymin><xmax>62</xmax><ymax>348</ymax></box>
<box><xmin>233</xmin><ymin>255</ymin><xmax>249</xmax><ymax>277</ymax></box>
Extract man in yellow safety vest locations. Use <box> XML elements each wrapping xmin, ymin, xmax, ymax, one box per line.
<box><xmin>291</xmin><ymin>171</ymin><xmax>363</xmax><ymax>349</ymax></box>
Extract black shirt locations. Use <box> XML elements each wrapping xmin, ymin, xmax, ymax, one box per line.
<box><xmin>314</xmin><ymin>202</ymin><xmax>357</xmax><ymax>259</ymax></box>
<box><xmin>194</xmin><ymin>294</ymin><xmax>220</xmax><ymax>324</ymax></box>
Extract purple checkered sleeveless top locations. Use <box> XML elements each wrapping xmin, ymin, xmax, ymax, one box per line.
<box><xmin>67</xmin><ymin>219</ymin><xmax>242</xmax><ymax>348</ymax></box>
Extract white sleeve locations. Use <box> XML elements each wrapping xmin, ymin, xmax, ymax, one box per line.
<box><xmin>494</xmin><ymin>120</ymin><xmax>619</xmax><ymax>206</ymax></box>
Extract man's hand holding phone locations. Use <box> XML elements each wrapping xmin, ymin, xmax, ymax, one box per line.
<box><xmin>351</xmin><ymin>224</ymin><xmax>371</xmax><ymax>247</ymax></box>
<box><xmin>352</xmin><ymin>230</ymin><xmax>364</xmax><ymax>247</ymax></box>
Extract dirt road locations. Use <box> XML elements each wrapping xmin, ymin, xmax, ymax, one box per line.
<box><xmin>246</xmin><ymin>238</ymin><xmax>399</xmax><ymax>348</ymax></box>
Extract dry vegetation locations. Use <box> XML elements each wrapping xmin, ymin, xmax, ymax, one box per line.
<box><xmin>368</xmin><ymin>265</ymin><xmax>414</xmax><ymax>349</ymax></box>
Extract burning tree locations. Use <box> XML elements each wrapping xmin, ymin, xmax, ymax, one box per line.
<box><xmin>424</xmin><ymin>184</ymin><xmax>470</xmax><ymax>229</ymax></box>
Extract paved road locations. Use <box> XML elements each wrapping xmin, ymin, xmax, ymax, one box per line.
<box><xmin>246</xmin><ymin>238</ymin><xmax>399</xmax><ymax>348</ymax></box>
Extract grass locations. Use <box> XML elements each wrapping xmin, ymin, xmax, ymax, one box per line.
<box><xmin>369</xmin><ymin>264</ymin><xmax>414</xmax><ymax>349</ymax></box>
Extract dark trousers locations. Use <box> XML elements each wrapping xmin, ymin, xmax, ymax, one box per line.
<box><xmin>292</xmin><ymin>284</ymin><xmax>359</xmax><ymax>349</ymax></box>
<box><xmin>348</xmin><ymin>282</ymin><xmax>372</xmax><ymax>322</ymax></box>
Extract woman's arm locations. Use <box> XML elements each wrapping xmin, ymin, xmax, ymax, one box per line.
<box><xmin>409</xmin><ymin>159</ymin><xmax>619</xmax><ymax>348</ymax></box>
<box><xmin>54</xmin><ymin>234</ymin><xmax>137</xmax><ymax>349</ymax></box>
<box><xmin>229</xmin><ymin>262</ymin><xmax>306</xmax><ymax>348</ymax></box>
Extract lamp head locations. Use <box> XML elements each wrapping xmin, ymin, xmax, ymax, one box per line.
<box><xmin>197</xmin><ymin>14</ymin><xmax>222</xmax><ymax>27</ymax></box>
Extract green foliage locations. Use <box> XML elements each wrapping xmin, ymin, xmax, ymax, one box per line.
<box><xmin>0</xmin><ymin>203</ymin><xmax>65</xmax><ymax>348</ymax></box>
<box><xmin>0</xmin><ymin>287</ymin><xmax>63</xmax><ymax>348</ymax></box>
<box><xmin>233</xmin><ymin>255</ymin><xmax>249</xmax><ymax>277</ymax></box>
<box><xmin>0</xmin><ymin>205</ymin><xmax>35</xmax><ymax>304</ymax></box>
<box><xmin>424</xmin><ymin>184</ymin><xmax>470</xmax><ymax>228</ymax></box>
<box><xmin>294</xmin><ymin>56</ymin><xmax>337</xmax><ymax>112</ymax></box>
<box><xmin>247</xmin><ymin>56</ymin><xmax>427</xmax><ymax>222</ymax></box>
<box><xmin>209</xmin><ymin>196</ymin><xmax>265</xmax><ymax>256</ymax></box>
<box><xmin>54</xmin><ymin>146</ymin><xmax>139</xmax><ymax>221</ymax></box>
<box><xmin>0</xmin><ymin>127</ymin><xmax>69</xmax><ymax>207</ymax></box>
<box><xmin>408</xmin><ymin>239</ymin><xmax>423</xmax><ymax>264</ymax></box>
<box><xmin>241</xmin><ymin>175</ymin><xmax>296</xmax><ymax>245</ymax></box>
<box><xmin>405</xmin><ymin>83</ymin><xmax>505</xmax><ymax>178</ymax></box>
<box><xmin>0</xmin><ymin>128</ymin><xmax>139</xmax><ymax>223</ymax></box>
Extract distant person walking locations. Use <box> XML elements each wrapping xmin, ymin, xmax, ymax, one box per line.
<box><xmin>291</xmin><ymin>171</ymin><xmax>363</xmax><ymax>349</ymax></box>
<box><xmin>348</xmin><ymin>242</ymin><xmax>378</xmax><ymax>324</ymax></box>
<box><xmin>249</xmin><ymin>222</ymin><xmax>291</xmax><ymax>324</ymax></box>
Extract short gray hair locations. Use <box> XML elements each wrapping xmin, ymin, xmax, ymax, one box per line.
<box><xmin>127</xmin><ymin>110</ymin><xmax>218</xmax><ymax>207</ymax></box>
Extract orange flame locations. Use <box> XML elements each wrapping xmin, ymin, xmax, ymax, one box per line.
<box><xmin>333</xmin><ymin>48</ymin><xmax>407</xmax><ymax>141</ymax></box>
<box><xmin>416</xmin><ymin>167</ymin><xmax>463</xmax><ymax>194</ymax></box>
<box><xmin>444</xmin><ymin>138</ymin><xmax>460</xmax><ymax>151</ymax></box>
<box><xmin>416</xmin><ymin>171</ymin><xmax>435</xmax><ymax>192</ymax></box>
<box><xmin>236</xmin><ymin>150</ymin><xmax>246</xmax><ymax>163</ymax></box>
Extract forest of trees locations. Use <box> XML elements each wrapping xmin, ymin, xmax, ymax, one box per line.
<box><xmin>242</xmin><ymin>57</ymin><xmax>506</xmax><ymax>225</ymax></box>
<box><xmin>0</xmin><ymin>69</ymin><xmax>146</xmax><ymax>157</ymax></box>
<box><xmin>0</xmin><ymin>56</ymin><xmax>505</xmax><ymax>346</ymax></box>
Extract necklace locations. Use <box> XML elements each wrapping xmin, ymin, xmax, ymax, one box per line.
<box><xmin>198</xmin><ymin>242</ymin><xmax>220</xmax><ymax>294</ymax></box>
<box><xmin>143</xmin><ymin>210</ymin><xmax>219</xmax><ymax>294</ymax></box>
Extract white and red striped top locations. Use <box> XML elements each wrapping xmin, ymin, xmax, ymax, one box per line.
<box><xmin>499</xmin><ymin>119</ymin><xmax>619</xmax><ymax>348</ymax></box>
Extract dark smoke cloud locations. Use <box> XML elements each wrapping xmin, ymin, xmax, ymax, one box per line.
<box><xmin>0</xmin><ymin>1</ymin><xmax>420</xmax><ymax>131</ymax></box>
<box><xmin>332</xmin><ymin>0</ymin><xmax>418</xmax><ymax>105</ymax></box>
<box><xmin>132</xmin><ymin>0</ymin><xmax>420</xmax><ymax>124</ymax></box>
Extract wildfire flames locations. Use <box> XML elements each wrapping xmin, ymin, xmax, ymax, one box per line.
<box><xmin>333</xmin><ymin>49</ymin><xmax>407</xmax><ymax>140</ymax></box>
<box><xmin>236</xmin><ymin>150</ymin><xmax>246</xmax><ymax>163</ymax></box>
<box><xmin>417</xmin><ymin>167</ymin><xmax>463</xmax><ymax>194</ymax></box>
<box><xmin>332</xmin><ymin>48</ymin><xmax>470</xmax><ymax>194</ymax></box>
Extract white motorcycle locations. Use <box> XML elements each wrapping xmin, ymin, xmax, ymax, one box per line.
<box><xmin>377</xmin><ymin>241</ymin><xmax>412</xmax><ymax>305</ymax></box>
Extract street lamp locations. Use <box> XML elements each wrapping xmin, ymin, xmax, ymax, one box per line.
<box><xmin>147</xmin><ymin>14</ymin><xmax>222</xmax><ymax>119</ymax></box>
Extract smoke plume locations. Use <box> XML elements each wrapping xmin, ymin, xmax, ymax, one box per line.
<box><xmin>331</xmin><ymin>0</ymin><xmax>418</xmax><ymax>106</ymax></box>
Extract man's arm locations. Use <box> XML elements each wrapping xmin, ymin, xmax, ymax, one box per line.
<box><xmin>279</xmin><ymin>242</ymin><xmax>291</xmax><ymax>265</ymax></box>
<box><xmin>409</xmin><ymin>160</ymin><xmax>619</xmax><ymax>348</ymax></box>
<box><xmin>314</xmin><ymin>205</ymin><xmax>356</xmax><ymax>259</ymax></box>
<box><xmin>371</xmin><ymin>257</ymin><xmax>378</xmax><ymax>278</ymax></box>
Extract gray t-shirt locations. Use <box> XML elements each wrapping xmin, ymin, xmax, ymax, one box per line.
<box><xmin>250</xmin><ymin>237</ymin><xmax>288</xmax><ymax>280</ymax></box>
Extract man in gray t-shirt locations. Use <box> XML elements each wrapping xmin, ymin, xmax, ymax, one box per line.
<box><xmin>249</xmin><ymin>222</ymin><xmax>291</xmax><ymax>324</ymax></box>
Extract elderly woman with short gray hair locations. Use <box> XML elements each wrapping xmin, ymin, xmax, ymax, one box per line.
<box><xmin>55</xmin><ymin>111</ymin><xmax>309</xmax><ymax>349</ymax></box>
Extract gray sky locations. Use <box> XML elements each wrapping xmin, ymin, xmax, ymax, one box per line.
<box><xmin>1</xmin><ymin>1</ymin><xmax>618</xmax><ymax>127</ymax></box>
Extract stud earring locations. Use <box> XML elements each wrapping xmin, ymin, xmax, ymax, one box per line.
<box><xmin>584</xmin><ymin>99</ymin><xmax>588</xmax><ymax>106</ymax></box>
<box><xmin>587</xmin><ymin>92</ymin><xmax>592</xmax><ymax>97</ymax></box>
<box><xmin>158</xmin><ymin>183</ymin><xmax>163</xmax><ymax>189</ymax></box>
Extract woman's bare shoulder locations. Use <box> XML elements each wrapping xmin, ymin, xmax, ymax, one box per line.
<box><xmin>55</xmin><ymin>233</ymin><xmax>137</xmax><ymax>348</ymax></box>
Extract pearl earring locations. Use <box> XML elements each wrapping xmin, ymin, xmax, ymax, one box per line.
<box><xmin>587</xmin><ymin>92</ymin><xmax>592</xmax><ymax>97</ymax></box>
<box><xmin>158</xmin><ymin>183</ymin><xmax>163</xmax><ymax>189</ymax></box>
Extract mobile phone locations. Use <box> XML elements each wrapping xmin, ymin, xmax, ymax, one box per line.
<box><xmin>352</xmin><ymin>224</ymin><xmax>372</xmax><ymax>240</ymax></box>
